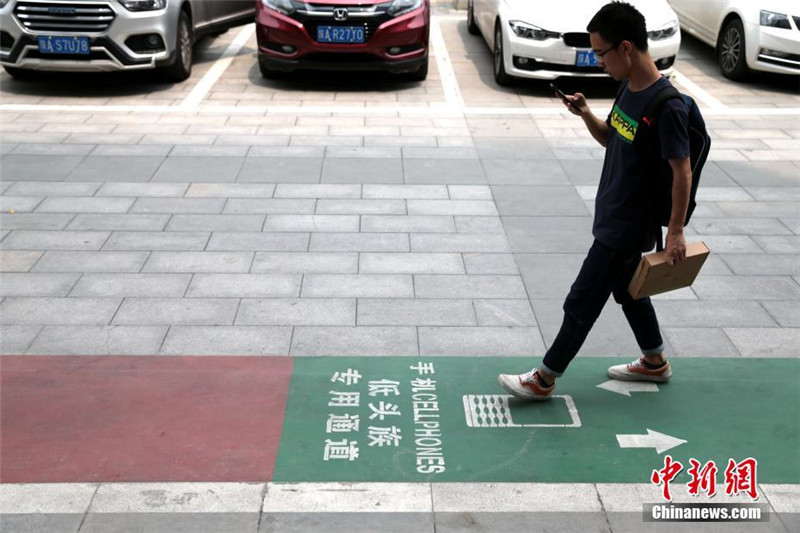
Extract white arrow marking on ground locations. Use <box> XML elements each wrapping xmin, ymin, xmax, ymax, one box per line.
<box><xmin>596</xmin><ymin>380</ymin><xmax>659</xmax><ymax>396</ymax></box>
<box><xmin>617</xmin><ymin>429</ymin><xmax>687</xmax><ymax>454</ymax></box>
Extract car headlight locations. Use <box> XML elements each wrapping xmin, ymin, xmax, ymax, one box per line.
<box><xmin>508</xmin><ymin>20</ymin><xmax>559</xmax><ymax>41</ymax></box>
<box><xmin>760</xmin><ymin>10</ymin><xmax>791</xmax><ymax>29</ymax></box>
<box><xmin>386</xmin><ymin>0</ymin><xmax>423</xmax><ymax>17</ymax></box>
<box><xmin>648</xmin><ymin>21</ymin><xmax>678</xmax><ymax>41</ymax></box>
<box><xmin>118</xmin><ymin>0</ymin><xmax>166</xmax><ymax>12</ymax></box>
<box><xmin>261</xmin><ymin>0</ymin><xmax>296</xmax><ymax>16</ymax></box>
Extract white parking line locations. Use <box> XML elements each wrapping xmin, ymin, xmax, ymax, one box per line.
<box><xmin>670</xmin><ymin>69</ymin><xmax>726</xmax><ymax>110</ymax></box>
<box><xmin>430</xmin><ymin>17</ymin><xmax>464</xmax><ymax>110</ymax></box>
<box><xmin>179</xmin><ymin>24</ymin><xmax>255</xmax><ymax>110</ymax></box>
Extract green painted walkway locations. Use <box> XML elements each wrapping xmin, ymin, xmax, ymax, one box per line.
<box><xmin>274</xmin><ymin>357</ymin><xmax>799</xmax><ymax>484</ymax></box>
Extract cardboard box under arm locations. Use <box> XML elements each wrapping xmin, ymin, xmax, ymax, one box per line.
<box><xmin>628</xmin><ymin>242</ymin><xmax>710</xmax><ymax>300</ymax></box>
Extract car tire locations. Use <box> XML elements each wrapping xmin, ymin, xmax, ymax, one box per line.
<box><xmin>161</xmin><ymin>10</ymin><xmax>193</xmax><ymax>82</ymax></box>
<box><xmin>403</xmin><ymin>58</ymin><xmax>428</xmax><ymax>82</ymax></box>
<box><xmin>3</xmin><ymin>66</ymin><xmax>37</xmax><ymax>80</ymax></box>
<box><xmin>493</xmin><ymin>24</ymin><xmax>511</xmax><ymax>86</ymax></box>
<box><xmin>717</xmin><ymin>18</ymin><xmax>749</xmax><ymax>80</ymax></box>
<box><xmin>467</xmin><ymin>0</ymin><xmax>479</xmax><ymax>35</ymax></box>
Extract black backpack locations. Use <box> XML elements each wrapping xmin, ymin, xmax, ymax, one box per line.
<box><xmin>616</xmin><ymin>80</ymin><xmax>712</xmax><ymax>250</ymax></box>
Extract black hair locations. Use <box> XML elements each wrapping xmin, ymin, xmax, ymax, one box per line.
<box><xmin>587</xmin><ymin>1</ymin><xmax>649</xmax><ymax>52</ymax></box>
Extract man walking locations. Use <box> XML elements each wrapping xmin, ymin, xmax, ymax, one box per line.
<box><xmin>498</xmin><ymin>1</ymin><xmax>692</xmax><ymax>400</ymax></box>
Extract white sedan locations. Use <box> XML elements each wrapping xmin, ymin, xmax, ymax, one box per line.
<box><xmin>669</xmin><ymin>0</ymin><xmax>800</xmax><ymax>79</ymax></box>
<box><xmin>466</xmin><ymin>0</ymin><xmax>682</xmax><ymax>84</ymax></box>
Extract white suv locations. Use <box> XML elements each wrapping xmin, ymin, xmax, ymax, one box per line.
<box><xmin>0</xmin><ymin>0</ymin><xmax>254</xmax><ymax>81</ymax></box>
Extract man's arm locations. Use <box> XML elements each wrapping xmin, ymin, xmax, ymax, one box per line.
<box><xmin>557</xmin><ymin>92</ymin><xmax>610</xmax><ymax>147</ymax></box>
<box><xmin>665</xmin><ymin>156</ymin><xmax>691</xmax><ymax>265</ymax></box>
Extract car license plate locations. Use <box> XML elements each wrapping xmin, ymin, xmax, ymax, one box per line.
<box><xmin>37</xmin><ymin>36</ymin><xmax>90</xmax><ymax>55</ymax></box>
<box><xmin>316</xmin><ymin>26</ymin><xmax>365</xmax><ymax>44</ymax></box>
<box><xmin>575</xmin><ymin>50</ymin><xmax>598</xmax><ymax>67</ymax></box>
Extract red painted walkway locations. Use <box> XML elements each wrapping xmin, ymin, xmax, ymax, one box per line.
<box><xmin>0</xmin><ymin>356</ymin><xmax>292</xmax><ymax>483</ymax></box>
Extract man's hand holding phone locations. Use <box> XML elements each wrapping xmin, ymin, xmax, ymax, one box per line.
<box><xmin>550</xmin><ymin>83</ymin><xmax>587</xmax><ymax>116</ymax></box>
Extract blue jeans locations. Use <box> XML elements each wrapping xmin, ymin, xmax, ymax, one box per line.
<box><xmin>541</xmin><ymin>239</ymin><xmax>664</xmax><ymax>377</ymax></box>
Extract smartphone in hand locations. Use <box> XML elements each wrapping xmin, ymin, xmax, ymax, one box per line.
<box><xmin>549</xmin><ymin>82</ymin><xmax>569</xmax><ymax>101</ymax></box>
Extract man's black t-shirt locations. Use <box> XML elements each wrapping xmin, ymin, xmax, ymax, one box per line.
<box><xmin>593</xmin><ymin>76</ymin><xmax>690</xmax><ymax>252</ymax></box>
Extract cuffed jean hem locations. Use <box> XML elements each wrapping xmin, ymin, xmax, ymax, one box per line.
<box><xmin>642</xmin><ymin>343</ymin><xmax>665</xmax><ymax>356</ymax></box>
<box><xmin>540</xmin><ymin>363</ymin><xmax>564</xmax><ymax>378</ymax></box>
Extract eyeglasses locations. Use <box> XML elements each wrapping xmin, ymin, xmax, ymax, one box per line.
<box><xmin>595</xmin><ymin>42</ymin><xmax>620</xmax><ymax>58</ymax></box>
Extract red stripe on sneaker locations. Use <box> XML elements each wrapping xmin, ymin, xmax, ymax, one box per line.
<box><xmin>0</xmin><ymin>355</ymin><xmax>293</xmax><ymax>483</ymax></box>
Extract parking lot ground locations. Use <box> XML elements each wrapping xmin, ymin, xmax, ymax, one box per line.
<box><xmin>1</xmin><ymin>1</ymin><xmax>799</xmax><ymax>530</ymax></box>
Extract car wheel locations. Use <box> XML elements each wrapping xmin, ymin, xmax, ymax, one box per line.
<box><xmin>161</xmin><ymin>10</ymin><xmax>193</xmax><ymax>82</ymax></box>
<box><xmin>493</xmin><ymin>24</ymin><xmax>511</xmax><ymax>86</ymax></box>
<box><xmin>718</xmin><ymin>18</ymin><xmax>749</xmax><ymax>80</ymax></box>
<box><xmin>467</xmin><ymin>0</ymin><xmax>479</xmax><ymax>35</ymax></box>
<box><xmin>3</xmin><ymin>66</ymin><xmax>37</xmax><ymax>80</ymax></box>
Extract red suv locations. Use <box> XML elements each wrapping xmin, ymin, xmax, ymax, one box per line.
<box><xmin>256</xmin><ymin>0</ymin><xmax>429</xmax><ymax>80</ymax></box>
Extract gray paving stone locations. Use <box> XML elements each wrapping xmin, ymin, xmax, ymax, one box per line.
<box><xmin>103</xmin><ymin>231</ymin><xmax>209</xmax><ymax>251</ymax></box>
<box><xmin>361</xmin><ymin>215</ymin><xmax>455</xmax><ymax>233</ymax></box>
<box><xmin>170</xmin><ymin>145</ymin><xmax>249</xmax><ymax>157</ymax></box>
<box><xmin>716</xmin><ymin>161</ymin><xmax>800</xmax><ymax>187</ymax></box>
<box><xmin>491</xmin><ymin>185</ymin><xmax>588</xmax><ymax>216</ymax></box>
<box><xmin>559</xmin><ymin>159</ymin><xmax>604</xmax><ymax>185</ymax></box>
<box><xmin>67</xmin><ymin>214</ymin><xmax>169</xmax><ymax>231</ymax></box>
<box><xmin>79</xmin><ymin>512</ymin><xmax>259</xmax><ymax>533</ymax></box>
<box><xmin>260</xmin><ymin>512</ymin><xmax>433</xmax><ymax>533</ymax></box>
<box><xmin>0</xmin><ymin>155</ymin><xmax>84</xmax><ymax>181</ymax></box>
<box><xmin>184</xmin><ymin>183</ymin><xmax>276</xmax><ymax>198</ymax></box>
<box><xmin>691</xmin><ymin>275</ymin><xmax>800</xmax><ymax>300</ymax></box>
<box><xmin>70</xmin><ymin>273</ymin><xmax>191</xmax><ymax>297</ymax></box>
<box><xmin>0</xmin><ymin>297</ymin><xmax>120</xmax><ymax>325</ymax></box>
<box><xmin>604</xmin><ymin>512</ymin><xmax>781</xmax><ymax>533</ymax></box>
<box><xmin>316</xmin><ymin>199</ymin><xmax>406</xmax><ymax>215</ymax></box>
<box><xmin>322</xmin><ymin>158</ymin><xmax>404</xmax><ymax>184</ymax></box>
<box><xmin>36</xmin><ymin>197</ymin><xmax>134</xmax><ymax>214</ymax></box>
<box><xmin>32</xmin><ymin>251</ymin><xmax>148</xmax><ymax>272</ymax></box>
<box><xmin>408</xmin><ymin>200</ymin><xmax>498</xmax><ymax>216</ymax></box>
<box><xmin>360</xmin><ymin>253</ymin><xmax>464</xmax><ymax>274</ymax></box>
<box><xmin>263</xmin><ymin>214</ymin><xmax>359</xmax><ymax>232</ymax></box>
<box><xmin>143</xmin><ymin>252</ymin><xmax>253</xmax><ymax>273</ymax></box>
<box><xmin>302</xmin><ymin>274</ymin><xmax>413</xmax><ymax>298</ymax></box>
<box><xmin>434</xmin><ymin>512</ymin><xmax>607</xmax><ymax>533</ymax></box>
<box><xmin>0</xmin><ymin>213</ymin><xmax>74</xmax><ymax>230</ymax></box>
<box><xmin>762</xmin><ymin>301</ymin><xmax>800</xmax><ymax>327</ymax></box>
<box><xmin>153</xmin><ymin>157</ymin><xmax>244</xmax><ymax>182</ymax></box>
<box><xmin>326</xmin><ymin>146</ymin><xmax>402</xmax><ymax>158</ymax></box>
<box><xmin>237</xmin><ymin>298</ymin><xmax>355</xmax><ymax>325</ymax></box>
<box><xmin>746</xmin><ymin>186</ymin><xmax>800</xmax><ymax>201</ymax></box>
<box><xmin>0</xmin><ymin>325</ymin><xmax>41</xmax><ymax>354</ymax></box>
<box><xmin>248</xmin><ymin>146</ymin><xmax>325</xmax><ymax>158</ymax></box>
<box><xmin>91</xmin><ymin>144</ymin><xmax>173</xmax><ymax>156</ymax></box>
<box><xmin>274</xmin><ymin>184</ymin><xmax>361</xmax><ymax>198</ymax></box>
<box><xmin>419</xmin><ymin>326</ymin><xmax>545</xmax><ymax>356</ymax></box>
<box><xmin>474</xmin><ymin>299</ymin><xmax>537</xmax><ymax>326</ymax></box>
<box><xmin>689</xmin><ymin>235</ymin><xmax>763</xmax><ymax>253</ymax></box>
<box><xmin>28</xmin><ymin>325</ymin><xmax>167</xmax><ymax>355</ymax></box>
<box><xmin>721</xmin><ymin>254</ymin><xmax>800</xmax><ymax>276</ymax></box>
<box><xmin>415</xmin><ymin>275</ymin><xmax>527</xmax><ymax>299</ymax></box>
<box><xmin>473</xmin><ymin>138</ymin><xmax>555</xmax><ymax>160</ymax></box>
<box><xmin>309</xmin><ymin>233</ymin><xmax>408</xmax><ymax>252</ymax></box>
<box><xmin>4</xmin><ymin>181</ymin><xmax>100</xmax><ymax>196</ymax></box>
<box><xmin>96</xmin><ymin>182</ymin><xmax>189</xmax><ymax>197</ymax></box>
<box><xmin>463</xmin><ymin>253</ymin><xmax>519</xmax><ymax>274</ymax></box>
<box><xmin>252</xmin><ymin>252</ymin><xmax>358</xmax><ymax>273</ymax></box>
<box><xmin>718</xmin><ymin>201</ymin><xmax>800</xmax><ymax>218</ymax></box>
<box><xmin>292</xmin><ymin>326</ymin><xmax>418</xmax><ymax>356</ymax></box>
<box><xmin>0</xmin><ymin>273</ymin><xmax>79</xmax><ymax>296</ymax></box>
<box><xmin>403</xmin><ymin>147</ymin><xmax>478</xmax><ymax>159</ymax></box>
<box><xmin>483</xmin><ymin>159</ymin><xmax>572</xmax><ymax>185</ymax></box>
<box><xmin>224</xmin><ymin>199</ymin><xmax>316</xmax><ymax>214</ymax></box>
<box><xmin>753</xmin><ymin>236</ymin><xmax>800</xmax><ymax>253</ymax></box>
<box><xmin>206</xmin><ymin>232</ymin><xmax>309</xmax><ymax>252</ymax></box>
<box><xmin>238</xmin><ymin>157</ymin><xmax>323</xmax><ymax>183</ymax></box>
<box><xmin>113</xmin><ymin>298</ymin><xmax>239</xmax><ymax>325</ymax></box>
<box><xmin>690</xmin><ymin>217</ymin><xmax>794</xmax><ymax>235</ymax></box>
<box><xmin>454</xmin><ymin>216</ymin><xmax>505</xmax><ymax>234</ymax></box>
<box><xmin>502</xmin><ymin>216</ymin><xmax>593</xmax><ymax>253</ymax></box>
<box><xmin>186</xmin><ymin>273</ymin><xmax>301</xmax><ymax>297</ymax></box>
<box><xmin>0</xmin><ymin>250</ymin><xmax>42</xmax><ymax>271</ymax></box>
<box><xmin>410</xmin><ymin>234</ymin><xmax>511</xmax><ymax>253</ymax></box>
<box><xmin>652</xmin><ymin>300</ymin><xmax>778</xmax><ymax>327</ymax></box>
<box><xmin>0</xmin><ymin>196</ymin><xmax>43</xmax><ymax>212</ymax></box>
<box><xmin>166</xmin><ymin>214</ymin><xmax>265</xmax><ymax>232</ymax></box>
<box><xmin>12</xmin><ymin>143</ymin><xmax>94</xmax><ymax>156</ymax></box>
<box><xmin>66</xmin><ymin>156</ymin><xmax>163</xmax><ymax>182</ymax></box>
<box><xmin>699</xmin><ymin>254</ymin><xmax>734</xmax><ymax>275</ymax></box>
<box><xmin>362</xmin><ymin>184</ymin><xmax>448</xmax><ymax>199</ymax></box>
<box><xmin>130</xmin><ymin>198</ymin><xmax>225</xmax><ymax>214</ymax></box>
<box><xmin>358</xmin><ymin>299</ymin><xmax>476</xmax><ymax>326</ymax></box>
<box><xmin>724</xmin><ymin>328</ymin><xmax>800</xmax><ymax>357</ymax></box>
<box><xmin>662</xmin><ymin>327</ymin><xmax>742</xmax><ymax>357</ymax></box>
<box><xmin>1</xmin><ymin>230</ymin><xmax>109</xmax><ymax>250</ymax></box>
<box><xmin>161</xmin><ymin>325</ymin><xmax>292</xmax><ymax>355</ymax></box>
<box><xmin>0</xmin><ymin>513</ymin><xmax>83</xmax><ymax>533</ymax></box>
<box><xmin>403</xmin><ymin>159</ymin><xmax>486</xmax><ymax>184</ymax></box>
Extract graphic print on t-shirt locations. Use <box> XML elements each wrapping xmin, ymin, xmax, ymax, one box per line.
<box><xmin>610</xmin><ymin>104</ymin><xmax>638</xmax><ymax>144</ymax></box>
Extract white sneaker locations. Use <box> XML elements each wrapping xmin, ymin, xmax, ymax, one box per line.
<box><xmin>497</xmin><ymin>368</ymin><xmax>555</xmax><ymax>401</ymax></box>
<box><xmin>608</xmin><ymin>357</ymin><xmax>672</xmax><ymax>382</ymax></box>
